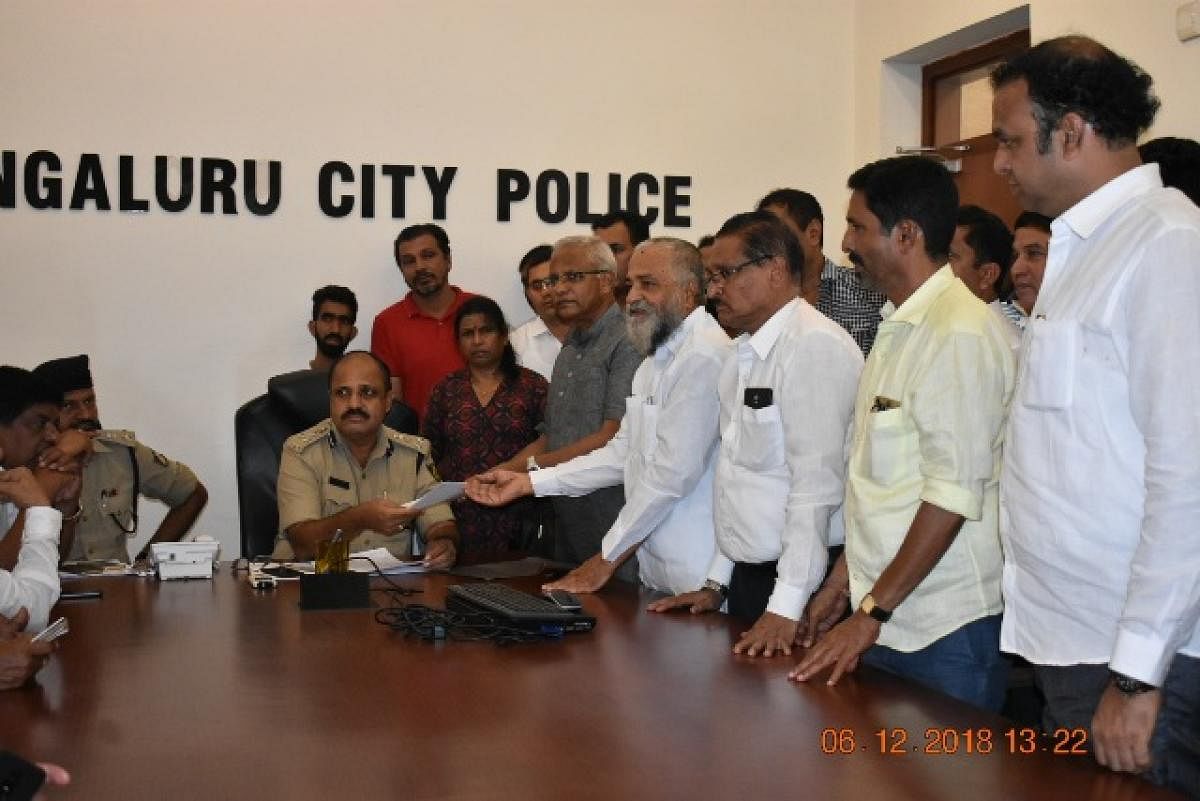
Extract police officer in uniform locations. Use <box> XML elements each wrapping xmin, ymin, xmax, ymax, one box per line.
<box><xmin>32</xmin><ymin>355</ymin><xmax>208</xmax><ymax>563</ymax></box>
<box><xmin>274</xmin><ymin>350</ymin><xmax>458</xmax><ymax>567</ymax></box>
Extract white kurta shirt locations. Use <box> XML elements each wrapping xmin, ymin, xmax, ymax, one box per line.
<box><xmin>511</xmin><ymin>316</ymin><xmax>562</xmax><ymax>381</ymax></box>
<box><xmin>845</xmin><ymin>266</ymin><xmax>1015</xmax><ymax>651</ymax></box>
<box><xmin>707</xmin><ymin>298</ymin><xmax>863</xmax><ymax>620</ymax></box>
<box><xmin>1001</xmin><ymin>164</ymin><xmax>1200</xmax><ymax>685</ymax></box>
<box><xmin>0</xmin><ymin>498</ymin><xmax>62</xmax><ymax>632</ymax></box>
<box><xmin>530</xmin><ymin>307</ymin><xmax>730</xmax><ymax>594</ymax></box>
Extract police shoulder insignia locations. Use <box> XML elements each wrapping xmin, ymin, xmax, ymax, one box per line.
<box><xmin>96</xmin><ymin>429</ymin><xmax>137</xmax><ymax>447</ymax></box>
<box><xmin>386</xmin><ymin>430</ymin><xmax>431</xmax><ymax>456</ymax></box>
<box><xmin>285</xmin><ymin>419</ymin><xmax>334</xmax><ymax>454</ymax></box>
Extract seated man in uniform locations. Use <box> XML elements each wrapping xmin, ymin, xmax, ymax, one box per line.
<box><xmin>273</xmin><ymin>350</ymin><xmax>458</xmax><ymax>567</ymax></box>
<box><xmin>33</xmin><ymin>355</ymin><xmax>208</xmax><ymax>564</ymax></box>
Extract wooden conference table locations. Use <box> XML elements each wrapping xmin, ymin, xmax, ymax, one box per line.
<box><xmin>0</xmin><ymin>567</ymin><xmax>1185</xmax><ymax>801</ymax></box>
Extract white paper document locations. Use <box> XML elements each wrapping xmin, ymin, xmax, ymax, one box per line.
<box><xmin>402</xmin><ymin>481</ymin><xmax>465</xmax><ymax>511</ymax></box>
<box><xmin>347</xmin><ymin>547</ymin><xmax>427</xmax><ymax>575</ymax></box>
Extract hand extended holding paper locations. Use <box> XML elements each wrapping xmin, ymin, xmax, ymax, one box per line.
<box><xmin>465</xmin><ymin>470</ymin><xmax>532</xmax><ymax>507</ymax></box>
<box><xmin>357</xmin><ymin>498</ymin><xmax>419</xmax><ymax>536</ymax></box>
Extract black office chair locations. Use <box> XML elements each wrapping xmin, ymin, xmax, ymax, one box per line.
<box><xmin>233</xmin><ymin>369</ymin><xmax>417</xmax><ymax>558</ymax></box>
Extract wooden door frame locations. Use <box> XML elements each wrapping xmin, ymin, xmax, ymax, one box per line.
<box><xmin>921</xmin><ymin>29</ymin><xmax>1030</xmax><ymax>147</ymax></box>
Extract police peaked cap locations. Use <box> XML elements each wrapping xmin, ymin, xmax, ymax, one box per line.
<box><xmin>32</xmin><ymin>354</ymin><xmax>93</xmax><ymax>397</ymax></box>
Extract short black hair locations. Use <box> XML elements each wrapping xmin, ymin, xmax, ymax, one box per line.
<box><xmin>696</xmin><ymin>234</ymin><xmax>715</xmax><ymax>249</ymax></box>
<box><xmin>0</xmin><ymin>366</ymin><xmax>60</xmax><ymax>426</ymax></box>
<box><xmin>394</xmin><ymin>223</ymin><xmax>451</xmax><ymax>266</ymax></box>
<box><xmin>592</xmin><ymin>210</ymin><xmax>650</xmax><ymax>245</ymax></box>
<box><xmin>957</xmin><ymin>205</ymin><xmax>1013</xmax><ymax>270</ymax></box>
<box><xmin>455</xmin><ymin>295</ymin><xmax>519</xmax><ymax>381</ymax></box>
<box><xmin>311</xmin><ymin>285</ymin><xmax>358</xmax><ymax>323</ymax></box>
<box><xmin>991</xmin><ymin>35</ymin><xmax>1159</xmax><ymax>153</ymax></box>
<box><xmin>327</xmin><ymin>350</ymin><xmax>391</xmax><ymax>391</ymax></box>
<box><xmin>757</xmin><ymin>188</ymin><xmax>824</xmax><ymax>246</ymax></box>
<box><xmin>714</xmin><ymin>210</ymin><xmax>804</xmax><ymax>282</ymax></box>
<box><xmin>847</xmin><ymin>156</ymin><xmax>958</xmax><ymax>262</ymax></box>
<box><xmin>517</xmin><ymin>244</ymin><xmax>553</xmax><ymax>282</ymax></box>
<box><xmin>1140</xmin><ymin>136</ymin><xmax>1200</xmax><ymax>207</ymax></box>
<box><xmin>1013</xmin><ymin>211</ymin><xmax>1053</xmax><ymax>234</ymax></box>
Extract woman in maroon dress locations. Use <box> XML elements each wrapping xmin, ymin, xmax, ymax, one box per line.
<box><xmin>422</xmin><ymin>296</ymin><xmax>548</xmax><ymax>564</ymax></box>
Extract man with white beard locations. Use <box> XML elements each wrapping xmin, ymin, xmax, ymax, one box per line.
<box><xmin>467</xmin><ymin>238</ymin><xmax>730</xmax><ymax>595</ymax></box>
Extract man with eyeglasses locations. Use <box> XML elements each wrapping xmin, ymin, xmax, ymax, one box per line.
<box><xmin>273</xmin><ymin>350</ymin><xmax>458</xmax><ymax>567</ymax></box>
<box><xmin>469</xmin><ymin>238</ymin><xmax>730</xmax><ymax>595</ymax></box>
<box><xmin>509</xmin><ymin>244</ymin><xmax>569</xmax><ymax>381</ymax></box>
<box><xmin>648</xmin><ymin>211</ymin><xmax>862</xmax><ymax>659</ymax></box>
<box><xmin>498</xmin><ymin>236</ymin><xmax>641</xmax><ymax>578</ymax></box>
<box><xmin>32</xmin><ymin>355</ymin><xmax>208</xmax><ymax>565</ymax></box>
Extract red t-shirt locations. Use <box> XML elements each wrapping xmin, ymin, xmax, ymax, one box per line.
<box><xmin>370</xmin><ymin>287</ymin><xmax>475</xmax><ymax>421</ymax></box>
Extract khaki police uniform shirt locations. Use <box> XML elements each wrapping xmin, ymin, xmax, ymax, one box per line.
<box><xmin>70</xmin><ymin>430</ymin><xmax>199</xmax><ymax>563</ymax></box>
<box><xmin>274</xmin><ymin>420</ymin><xmax>454</xmax><ymax>560</ymax></box>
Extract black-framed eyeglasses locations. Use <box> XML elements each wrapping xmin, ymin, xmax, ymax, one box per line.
<box><xmin>542</xmin><ymin>270</ymin><xmax>610</xmax><ymax>288</ymax></box>
<box><xmin>704</xmin><ymin>254</ymin><xmax>772</xmax><ymax>286</ymax></box>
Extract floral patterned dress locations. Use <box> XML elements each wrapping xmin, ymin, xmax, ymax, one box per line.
<box><xmin>422</xmin><ymin>367</ymin><xmax>548</xmax><ymax>563</ymax></box>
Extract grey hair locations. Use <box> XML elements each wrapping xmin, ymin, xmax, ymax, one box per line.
<box><xmin>634</xmin><ymin>237</ymin><xmax>705</xmax><ymax>305</ymax></box>
<box><xmin>551</xmin><ymin>235</ymin><xmax>617</xmax><ymax>274</ymax></box>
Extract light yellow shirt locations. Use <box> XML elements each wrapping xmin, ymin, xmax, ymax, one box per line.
<box><xmin>845</xmin><ymin>266</ymin><xmax>1014</xmax><ymax>651</ymax></box>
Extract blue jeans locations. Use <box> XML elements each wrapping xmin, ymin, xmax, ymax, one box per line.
<box><xmin>862</xmin><ymin>614</ymin><xmax>1007</xmax><ymax>712</ymax></box>
<box><xmin>1035</xmin><ymin>655</ymin><xmax>1200</xmax><ymax>799</ymax></box>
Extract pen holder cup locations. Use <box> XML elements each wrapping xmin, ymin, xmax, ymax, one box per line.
<box><xmin>316</xmin><ymin>540</ymin><xmax>350</xmax><ymax>574</ymax></box>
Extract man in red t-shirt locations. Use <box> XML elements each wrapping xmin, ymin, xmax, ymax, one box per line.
<box><xmin>370</xmin><ymin>224</ymin><xmax>474</xmax><ymax>421</ymax></box>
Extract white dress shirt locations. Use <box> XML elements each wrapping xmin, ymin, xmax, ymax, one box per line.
<box><xmin>511</xmin><ymin>316</ymin><xmax>562</xmax><ymax>381</ymax></box>
<box><xmin>531</xmin><ymin>307</ymin><xmax>730</xmax><ymax>594</ymax></box>
<box><xmin>1001</xmin><ymin>164</ymin><xmax>1200</xmax><ymax>685</ymax></box>
<box><xmin>846</xmin><ymin>266</ymin><xmax>1014</xmax><ymax>651</ymax></box>
<box><xmin>0</xmin><ymin>499</ymin><xmax>62</xmax><ymax>632</ymax></box>
<box><xmin>707</xmin><ymin>298</ymin><xmax>863</xmax><ymax>620</ymax></box>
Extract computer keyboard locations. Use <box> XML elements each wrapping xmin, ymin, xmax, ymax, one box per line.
<box><xmin>446</xmin><ymin>582</ymin><xmax>595</xmax><ymax>631</ymax></box>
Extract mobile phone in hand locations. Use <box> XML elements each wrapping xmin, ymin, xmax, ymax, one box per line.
<box><xmin>0</xmin><ymin>751</ymin><xmax>46</xmax><ymax>801</ymax></box>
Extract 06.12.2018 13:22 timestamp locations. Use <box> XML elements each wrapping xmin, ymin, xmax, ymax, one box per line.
<box><xmin>819</xmin><ymin>726</ymin><xmax>1089</xmax><ymax>756</ymax></box>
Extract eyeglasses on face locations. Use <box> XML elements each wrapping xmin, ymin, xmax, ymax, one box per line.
<box><xmin>537</xmin><ymin>270</ymin><xmax>610</xmax><ymax>289</ymax></box>
<box><xmin>704</xmin><ymin>254</ymin><xmax>771</xmax><ymax>286</ymax></box>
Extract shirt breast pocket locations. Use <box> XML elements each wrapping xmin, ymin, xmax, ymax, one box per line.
<box><xmin>1022</xmin><ymin>319</ymin><xmax>1076</xmax><ymax>410</ymax></box>
<box><xmin>865</xmin><ymin>407</ymin><xmax>916</xmax><ymax>485</ymax></box>
<box><xmin>735</xmin><ymin>405</ymin><xmax>785</xmax><ymax>470</ymax></box>
<box><xmin>626</xmin><ymin>397</ymin><xmax>659</xmax><ymax>456</ymax></box>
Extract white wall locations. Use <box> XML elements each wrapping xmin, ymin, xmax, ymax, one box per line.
<box><xmin>853</xmin><ymin>0</ymin><xmax>1200</xmax><ymax>167</ymax></box>
<box><xmin>0</xmin><ymin>1</ymin><xmax>857</xmax><ymax>557</ymax></box>
<box><xmin>6</xmin><ymin>1</ymin><xmax>1195</xmax><ymax>560</ymax></box>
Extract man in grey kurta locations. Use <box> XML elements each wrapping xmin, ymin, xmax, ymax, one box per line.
<box><xmin>500</xmin><ymin>236</ymin><xmax>640</xmax><ymax>579</ymax></box>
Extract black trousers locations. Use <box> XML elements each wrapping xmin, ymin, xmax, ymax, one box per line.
<box><xmin>727</xmin><ymin>560</ymin><xmax>778</xmax><ymax>622</ymax></box>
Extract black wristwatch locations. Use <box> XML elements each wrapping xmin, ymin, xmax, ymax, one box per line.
<box><xmin>859</xmin><ymin>593</ymin><xmax>892</xmax><ymax>623</ymax></box>
<box><xmin>1109</xmin><ymin>670</ymin><xmax>1156</xmax><ymax>696</ymax></box>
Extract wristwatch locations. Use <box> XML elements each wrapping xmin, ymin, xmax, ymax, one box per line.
<box><xmin>701</xmin><ymin>579</ymin><xmax>727</xmax><ymax>598</ymax></box>
<box><xmin>1109</xmin><ymin>670</ymin><xmax>1156</xmax><ymax>696</ymax></box>
<box><xmin>526</xmin><ymin>456</ymin><xmax>540</xmax><ymax>472</ymax></box>
<box><xmin>859</xmin><ymin>593</ymin><xmax>892</xmax><ymax>623</ymax></box>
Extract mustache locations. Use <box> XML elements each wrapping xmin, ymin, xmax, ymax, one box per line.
<box><xmin>414</xmin><ymin>270</ymin><xmax>435</xmax><ymax>282</ymax></box>
<box><xmin>72</xmin><ymin>419</ymin><xmax>101</xmax><ymax>432</ymax></box>
<box><xmin>340</xmin><ymin>410</ymin><xmax>368</xmax><ymax>421</ymax></box>
<box><xmin>323</xmin><ymin>334</ymin><xmax>345</xmax><ymax>344</ymax></box>
<box><xmin>846</xmin><ymin>251</ymin><xmax>864</xmax><ymax>268</ymax></box>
